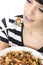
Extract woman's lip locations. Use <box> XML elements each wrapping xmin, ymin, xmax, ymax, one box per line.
<box><xmin>25</xmin><ymin>16</ymin><xmax>34</xmax><ymax>23</ymax></box>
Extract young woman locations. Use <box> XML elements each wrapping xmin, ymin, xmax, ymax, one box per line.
<box><xmin>0</xmin><ymin>0</ymin><xmax>43</xmax><ymax>53</ymax></box>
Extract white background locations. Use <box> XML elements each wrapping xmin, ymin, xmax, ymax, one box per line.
<box><xmin>0</xmin><ymin>0</ymin><xmax>25</xmax><ymax>19</ymax></box>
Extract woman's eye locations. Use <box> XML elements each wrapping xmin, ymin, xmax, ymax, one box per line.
<box><xmin>27</xmin><ymin>0</ymin><xmax>32</xmax><ymax>3</ymax></box>
<box><xmin>39</xmin><ymin>8</ymin><xmax>43</xmax><ymax>12</ymax></box>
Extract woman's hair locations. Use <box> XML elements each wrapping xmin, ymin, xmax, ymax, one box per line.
<box><xmin>36</xmin><ymin>0</ymin><xmax>43</xmax><ymax>5</ymax></box>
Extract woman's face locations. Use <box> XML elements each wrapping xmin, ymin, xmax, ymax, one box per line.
<box><xmin>23</xmin><ymin>0</ymin><xmax>43</xmax><ymax>29</ymax></box>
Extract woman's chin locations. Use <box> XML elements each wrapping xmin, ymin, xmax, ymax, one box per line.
<box><xmin>23</xmin><ymin>22</ymin><xmax>32</xmax><ymax>29</ymax></box>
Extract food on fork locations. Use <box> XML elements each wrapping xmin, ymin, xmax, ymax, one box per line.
<box><xmin>15</xmin><ymin>17</ymin><xmax>22</xmax><ymax>26</ymax></box>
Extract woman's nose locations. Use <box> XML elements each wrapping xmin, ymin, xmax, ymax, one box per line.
<box><xmin>28</xmin><ymin>4</ymin><xmax>36</xmax><ymax>15</ymax></box>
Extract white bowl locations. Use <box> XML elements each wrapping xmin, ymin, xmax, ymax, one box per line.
<box><xmin>0</xmin><ymin>46</ymin><xmax>43</xmax><ymax>59</ymax></box>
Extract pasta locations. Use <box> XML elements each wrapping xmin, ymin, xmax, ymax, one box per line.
<box><xmin>0</xmin><ymin>51</ymin><xmax>42</xmax><ymax>65</ymax></box>
<box><xmin>15</xmin><ymin>17</ymin><xmax>22</xmax><ymax>26</ymax></box>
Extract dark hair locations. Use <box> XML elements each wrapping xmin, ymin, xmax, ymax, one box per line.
<box><xmin>36</xmin><ymin>0</ymin><xmax>43</xmax><ymax>5</ymax></box>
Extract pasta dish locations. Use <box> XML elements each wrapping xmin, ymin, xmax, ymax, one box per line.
<box><xmin>0</xmin><ymin>51</ymin><xmax>42</xmax><ymax>65</ymax></box>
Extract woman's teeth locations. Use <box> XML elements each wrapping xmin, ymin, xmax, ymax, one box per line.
<box><xmin>25</xmin><ymin>17</ymin><xmax>33</xmax><ymax>23</ymax></box>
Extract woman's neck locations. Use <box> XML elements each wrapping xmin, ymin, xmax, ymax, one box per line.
<box><xmin>23</xmin><ymin>26</ymin><xmax>43</xmax><ymax>35</ymax></box>
<box><xmin>32</xmin><ymin>27</ymin><xmax>43</xmax><ymax>35</ymax></box>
